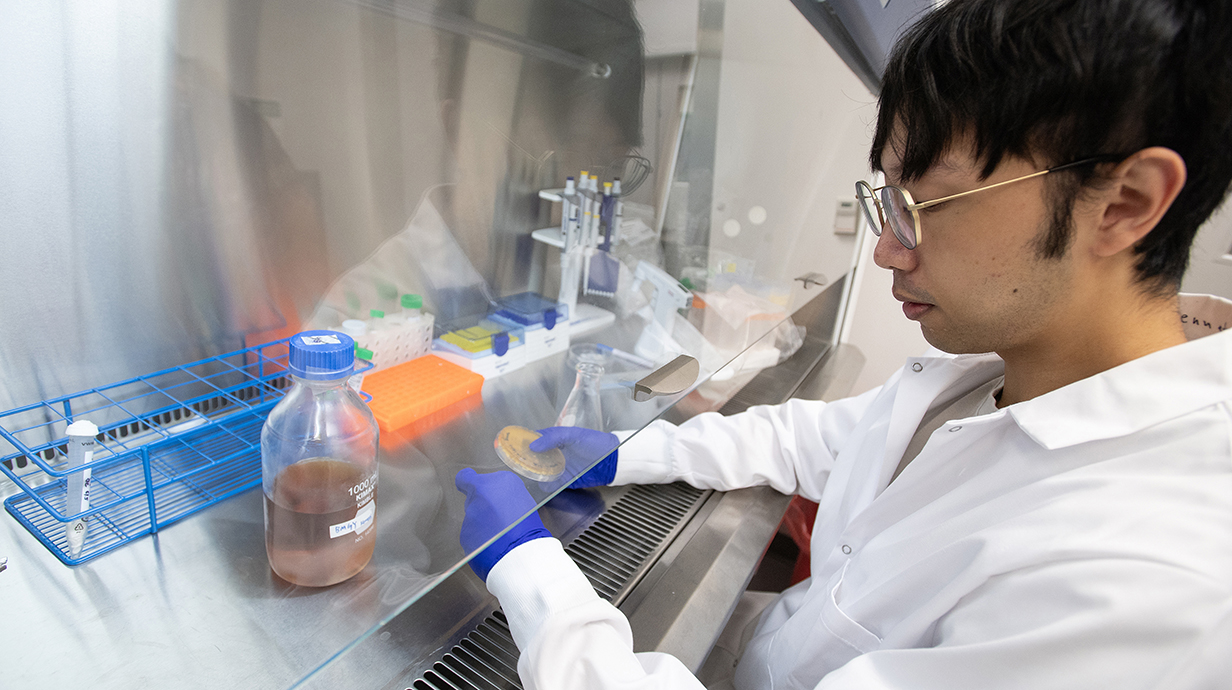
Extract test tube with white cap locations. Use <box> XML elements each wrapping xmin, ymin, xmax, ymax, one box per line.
<box><xmin>64</xmin><ymin>420</ymin><xmax>98</xmax><ymax>557</ymax></box>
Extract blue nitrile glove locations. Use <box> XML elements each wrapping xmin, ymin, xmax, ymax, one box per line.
<box><xmin>455</xmin><ymin>468</ymin><xmax>553</xmax><ymax>582</ymax></box>
<box><xmin>530</xmin><ymin>426</ymin><xmax>619</xmax><ymax>489</ymax></box>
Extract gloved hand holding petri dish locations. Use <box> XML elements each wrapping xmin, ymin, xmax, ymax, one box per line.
<box><xmin>529</xmin><ymin>426</ymin><xmax>619</xmax><ymax>489</ymax></box>
<box><xmin>493</xmin><ymin>425</ymin><xmax>566</xmax><ymax>482</ymax></box>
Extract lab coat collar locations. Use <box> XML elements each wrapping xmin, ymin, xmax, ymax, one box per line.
<box><xmin>1008</xmin><ymin>293</ymin><xmax>1232</xmax><ymax>450</ymax></box>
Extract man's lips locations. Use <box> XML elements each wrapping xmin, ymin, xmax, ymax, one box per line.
<box><xmin>901</xmin><ymin>301</ymin><xmax>932</xmax><ymax>320</ymax></box>
<box><xmin>892</xmin><ymin>288</ymin><xmax>934</xmax><ymax>320</ymax></box>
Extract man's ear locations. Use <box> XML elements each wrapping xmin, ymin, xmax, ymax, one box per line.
<box><xmin>1090</xmin><ymin>147</ymin><xmax>1187</xmax><ymax>257</ymax></box>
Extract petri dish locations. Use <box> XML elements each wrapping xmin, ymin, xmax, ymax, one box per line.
<box><xmin>494</xmin><ymin>425</ymin><xmax>565</xmax><ymax>482</ymax></box>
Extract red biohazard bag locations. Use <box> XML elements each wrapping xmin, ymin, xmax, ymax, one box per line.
<box><xmin>781</xmin><ymin>496</ymin><xmax>819</xmax><ymax>585</ymax></box>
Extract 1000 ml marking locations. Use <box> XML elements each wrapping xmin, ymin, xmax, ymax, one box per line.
<box><xmin>348</xmin><ymin>474</ymin><xmax>377</xmax><ymax>503</ymax></box>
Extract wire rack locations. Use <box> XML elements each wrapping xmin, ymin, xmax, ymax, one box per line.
<box><xmin>0</xmin><ymin>338</ymin><xmax>363</xmax><ymax>566</ymax></box>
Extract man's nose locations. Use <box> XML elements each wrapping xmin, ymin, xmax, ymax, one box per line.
<box><xmin>872</xmin><ymin>222</ymin><xmax>917</xmax><ymax>271</ymax></box>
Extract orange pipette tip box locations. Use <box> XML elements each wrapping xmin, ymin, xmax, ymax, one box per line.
<box><xmin>361</xmin><ymin>355</ymin><xmax>484</xmax><ymax>433</ymax></box>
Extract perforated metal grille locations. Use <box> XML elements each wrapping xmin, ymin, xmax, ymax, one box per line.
<box><xmin>566</xmin><ymin>481</ymin><xmax>705</xmax><ymax>600</ymax></box>
<box><xmin>409</xmin><ymin>482</ymin><xmax>707</xmax><ymax>690</ymax></box>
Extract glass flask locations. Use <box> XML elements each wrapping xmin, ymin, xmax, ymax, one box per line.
<box><xmin>556</xmin><ymin>361</ymin><xmax>605</xmax><ymax>431</ymax></box>
<box><xmin>261</xmin><ymin>330</ymin><xmax>379</xmax><ymax>587</ymax></box>
<box><xmin>556</xmin><ymin>343</ymin><xmax>610</xmax><ymax>409</ymax></box>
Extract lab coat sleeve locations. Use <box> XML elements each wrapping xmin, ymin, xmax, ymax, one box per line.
<box><xmin>613</xmin><ymin>384</ymin><xmax>885</xmax><ymax>502</ymax></box>
<box><xmin>488</xmin><ymin>537</ymin><xmax>705</xmax><ymax>690</ymax></box>
<box><xmin>813</xmin><ymin>558</ymin><xmax>1232</xmax><ymax>690</ymax></box>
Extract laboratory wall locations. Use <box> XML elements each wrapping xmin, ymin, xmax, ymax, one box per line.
<box><xmin>703</xmin><ymin>0</ymin><xmax>872</xmax><ymax>310</ymax></box>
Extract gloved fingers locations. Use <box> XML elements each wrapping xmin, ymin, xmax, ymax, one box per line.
<box><xmin>586</xmin><ymin>434</ymin><xmax>620</xmax><ymax>458</ymax></box>
<box><xmin>568</xmin><ymin>451</ymin><xmax>619</xmax><ymax>489</ymax></box>
<box><xmin>455</xmin><ymin>467</ymin><xmax>555</xmax><ymax>582</ymax></box>
<box><xmin>530</xmin><ymin>426</ymin><xmax>619</xmax><ymax>459</ymax></box>
<box><xmin>455</xmin><ymin>469</ymin><xmax>533</xmax><ymax>514</ymax></box>
<box><xmin>529</xmin><ymin>425</ymin><xmax>588</xmax><ymax>452</ymax></box>
<box><xmin>454</xmin><ymin>467</ymin><xmax>481</xmax><ymax>495</ymax></box>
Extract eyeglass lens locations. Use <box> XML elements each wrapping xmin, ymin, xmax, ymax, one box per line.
<box><xmin>878</xmin><ymin>186</ymin><xmax>918</xmax><ymax>249</ymax></box>
<box><xmin>856</xmin><ymin>184</ymin><xmax>882</xmax><ymax>233</ymax></box>
<box><xmin>856</xmin><ymin>182</ymin><xmax>919</xmax><ymax>249</ymax></box>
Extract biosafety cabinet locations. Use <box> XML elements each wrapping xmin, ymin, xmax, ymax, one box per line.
<box><xmin>0</xmin><ymin>0</ymin><xmax>920</xmax><ymax>687</ymax></box>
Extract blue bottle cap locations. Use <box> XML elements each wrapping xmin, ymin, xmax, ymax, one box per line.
<box><xmin>289</xmin><ymin>330</ymin><xmax>356</xmax><ymax>380</ymax></box>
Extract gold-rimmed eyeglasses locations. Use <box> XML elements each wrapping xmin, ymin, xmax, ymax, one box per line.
<box><xmin>855</xmin><ymin>156</ymin><xmax>1120</xmax><ymax>249</ymax></box>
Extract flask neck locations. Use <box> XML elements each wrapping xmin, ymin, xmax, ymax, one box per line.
<box><xmin>572</xmin><ymin>362</ymin><xmax>604</xmax><ymax>383</ymax></box>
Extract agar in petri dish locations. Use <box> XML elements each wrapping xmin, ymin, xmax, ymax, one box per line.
<box><xmin>494</xmin><ymin>425</ymin><xmax>565</xmax><ymax>482</ymax></box>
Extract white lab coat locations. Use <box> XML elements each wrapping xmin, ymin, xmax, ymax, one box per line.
<box><xmin>487</xmin><ymin>294</ymin><xmax>1232</xmax><ymax>690</ymax></box>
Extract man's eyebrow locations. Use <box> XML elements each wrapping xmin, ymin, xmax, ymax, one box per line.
<box><xmin>932</xmin><ymin>154</ymin><xmax>975</xmax><ymax>175</ymax></box>
<box><xmin>876</xmin><ymin>155</ymin><xmax>903</xmax><ymax>180</ymax></box>
<box><xmin>898</xmin><ymin>155</ymin><xmax>973</xmax><ymax>184</ymax></box>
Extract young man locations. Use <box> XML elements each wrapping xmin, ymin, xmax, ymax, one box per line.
<box><xmin>454</xmin><ymin>0</ymin><xmax>1232</xmax><ymax>687</ymax></box>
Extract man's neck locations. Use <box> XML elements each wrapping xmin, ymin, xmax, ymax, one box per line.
<box><xmin>996</xmin><ymin>294</ymin><xmax>1187</xmax><ymax>407</ymax></box>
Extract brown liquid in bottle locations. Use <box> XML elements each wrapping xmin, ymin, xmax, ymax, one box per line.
<box><xmin>265</xmin><ymin>457</ymin><xmax>377</xmax><ymax>587</ymax></box>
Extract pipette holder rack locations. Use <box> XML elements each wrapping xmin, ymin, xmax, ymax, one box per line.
<box><xmin>0</xmin><ymin>338</ymin><xmax>368</xmax><ymax>566</ymax></box>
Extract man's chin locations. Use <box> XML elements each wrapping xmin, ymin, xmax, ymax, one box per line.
<box><xmin>918</xmin><ymin>324</ymin><xmax>991</xmax><ymax>356</ymax></box>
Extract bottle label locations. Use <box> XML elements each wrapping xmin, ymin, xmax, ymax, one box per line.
<box><xmin>301</xmin><ymin>334</ymin><xmax>342</xmax><ymax>346</ymax></box>
<box><xmin>329</xmin><ymin>500</ymin><xmax>375</xmax><ymax>539</ymax></box>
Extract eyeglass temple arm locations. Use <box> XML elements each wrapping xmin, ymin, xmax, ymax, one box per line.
<box><xmin>908</xmin><ymin>169</ymin><xmax>1053</xmax><ymax>211</ymax></box>
<box><xmin>906</xmin><ymin>156</ymin><xmax>1121</xmax><ymax>211</ymax></box>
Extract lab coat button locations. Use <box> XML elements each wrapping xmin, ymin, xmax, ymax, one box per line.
<box><xmin>911</xmin><ymin>362</ymin><xmax>923</xmax><ymax>372</ymax></box>
<box><xmin>949</xmin><ymin>426</ymin><xmax>962</xmax><ymax>432</ymax></box>
<box><xmin>841</xmin><ymin>544</ymin><xmax>852</xmax><ymax>554</ymax></box>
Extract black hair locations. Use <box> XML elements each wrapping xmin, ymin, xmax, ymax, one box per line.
<box><xmin>871</xmin><ymin>0</ymin><xmax>1232</xmax><ymax>292</ymax></box>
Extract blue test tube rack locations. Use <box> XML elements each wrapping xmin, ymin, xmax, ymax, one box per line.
<box><xmin>0</xmin><ymin>338</ymin><xmax>370</xmax><ymax>566</ymax></box>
